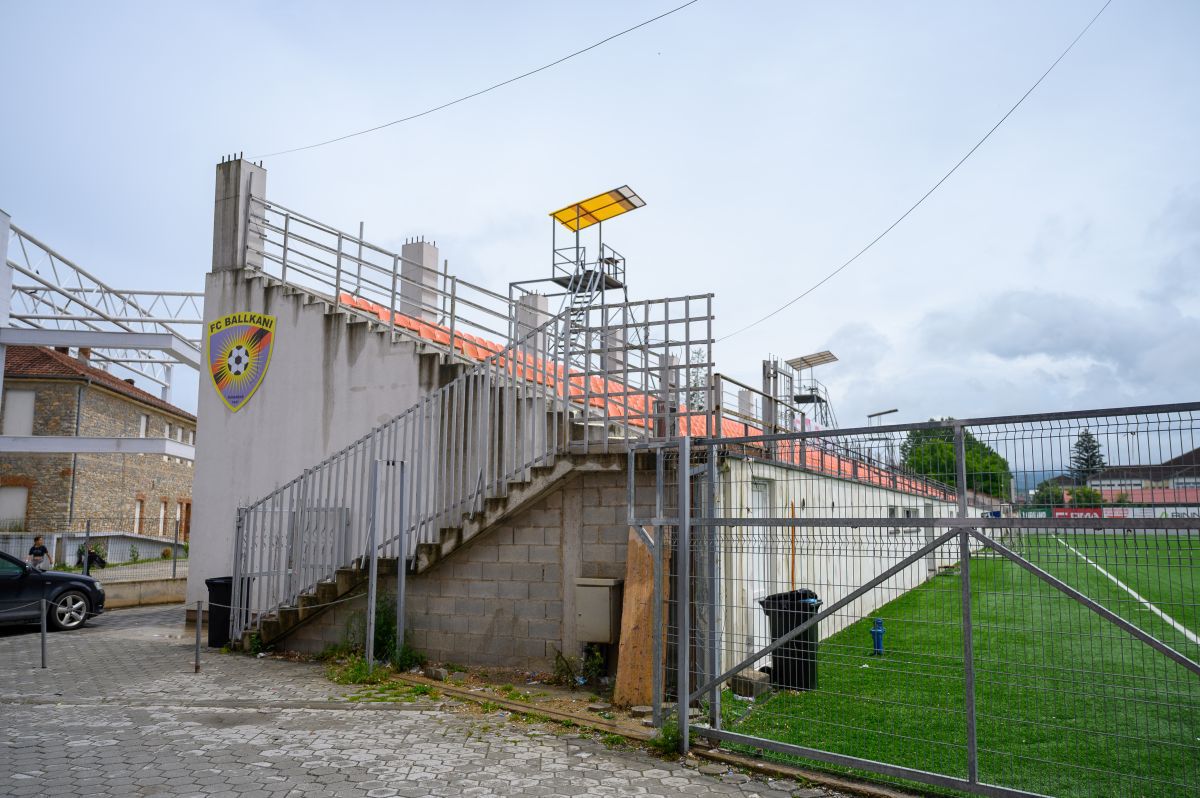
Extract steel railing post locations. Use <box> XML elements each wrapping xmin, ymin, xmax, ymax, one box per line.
<box><xmin>195</xmin><ymin>600</ymin><xmax>202</xmax><ymax>673</ymax></box>
<box><xmin>389</xmin><ymin>254</ymin><xmax>399</xmax><ymax>339</ymax></box>
<box><xmin>82</xmin><ymin>520</ymin><xmax>91</xmax><ymax>577</ymax></box>
<box><xmin>40</xmin><ymin>597</ymin><xmax>47</xmax><ymax>668</ymax></box>
<box><xmin>954</xmin><ymin>424</ymin><xmax>978</xmax><ymax>784</ymax></box>
<box><xmin>365</xmin><ymin>457</ymin><xmax>380</xmax><ymax>672</ymax></box>
<box><xmin>334</xmin><ymin>232</ymin><xmax>344</xmax><ymax>301</ymax></box>
<box><xmin>280</xmin><ymin>213</ymin><xmax>290</xmax><ymax>284</ymax></box>
<box><xmin>172</xmin><ymin>519</ymin><xmax>180</xmax><ymax>579</ymax></box>
<box><xmin>395</xmin><ymin>460</ymin><xmax>407</xmax><ymax>665</ymax></box>
<box><xmin>677</xmin><ymin>435</ymin><xmax>691</xmax><ymax>753</ymax></box>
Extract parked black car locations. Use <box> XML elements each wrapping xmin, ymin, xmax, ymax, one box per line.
<box><xmin>0</xmin><ymin>550</ymin><xmax>105</xmax><ymax>631</ymax></box>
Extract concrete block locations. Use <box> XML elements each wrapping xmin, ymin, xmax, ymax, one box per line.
<box><xmin>515</xmin><ymin>601</ymin><xmax>547</xmax><ymax>620</ymax></box>
<box><xmin>497</xmin><ymin>581</ymin><xmax>528</xmax><ymax>600</ymax></box>
<box><xmin>513</xmin><ymin>527</ymin><xmax>545</xmax><ymax>545</ymax></box>
<box><xmin>528</xmin><ymin>581</ymin><xmax>559</xmax><ymax>601</ymax></box>
<box><xmin>443</xmin><ymin>614</ymin><xmax>469</xmax><ymax>635</ymax></box>
<box><xmin>480</xmin><ymin>561</ymin><xmax>512</xmax><ymax>581</ymax></box>
<box><xmin>598</xmin><ymin>524</ymin><xmax>630</xmax><ymax>546</ymax></box>
<box><xmin>526</xmin><ymin>618</ymin><xmax>559</xmax><ymax>639</ymax></box>
<box><xmin>511</xmin><ymin>563</ymin><xmax>544</xmax><ymax>582</ymax></box>
<box><xmin>497</xmin><ymin>545</ymin><xmax>529</xmax><ymax>563</ymax></box>
<box><xmin>490</xmin><ymin>527</ymin><xmax>514</xmax><ymax>545</ymax></box>
<box><xmin>583</xmin><ymin>505</ymin><xmax>616</xmax><ymax>525</ymax></box>
<box><xmin>527</xmin><ymin>545</ymin><xmax>558</xmax><ymax>564</ymax></box>
<box><xmin>454</xmin><ymin>597</ymin><xmax>487</xmax><ymax>615</ymax></box>
<box><xmin>453</xmin><ymin>562</ymin><xmax>482</xmax><ymax>580</ymax></box>
<box><xmin>427</xmin><ymin>596</ymin><xmax>455</xmax><ymax>615</ymax></box>
<box><xmin>729</xmin><ymin>669</ymin><xmax>772</xmax><ymax>700</ymax></box>
<box><xmin>424</xmin><ymin>667</ymin><xmax>448</xmax><ymax>682</ymax></box>
<box><xmin>468</xmin><ymin>581</ymin><xmax>499</xmax><ymax>598</ymax></box>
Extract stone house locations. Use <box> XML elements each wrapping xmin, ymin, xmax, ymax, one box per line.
<box><xmin>0</xmin><ymin>345</ymin><xmax>196</xmax><ymax>546</ymax></box>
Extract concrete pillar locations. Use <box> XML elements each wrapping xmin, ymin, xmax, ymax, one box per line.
<box><xmin>0</xmin><ymin>209</ymin><xmax>11</xmax><ymax>410</ymax></box>
<box><xmin>515</xmin><ymin>293</ymin><xmax>549</xmax><ymax>351</ymax></box>
<box><xmin>399</xmin><ymin>239</ymin><xmax>439</xmax><ymax>323</ymax></box>
<box><xmin>211</xmin><ymin>157</ymin><xmax>267</xmax><ymax>274</ymax></box>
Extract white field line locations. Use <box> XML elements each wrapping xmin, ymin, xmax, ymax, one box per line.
<box><xmin>1053</xmin><ymin>536</ymin><xmax>1200</xmax><ymax>647</ymax></box>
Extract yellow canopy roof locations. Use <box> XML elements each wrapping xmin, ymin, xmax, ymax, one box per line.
<box><xmin>550</xmin><ymin>186</ymin><xmax>645</xmax><ymax>231</ymax></box>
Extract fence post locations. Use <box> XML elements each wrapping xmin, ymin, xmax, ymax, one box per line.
<box><xmin>705</xmin><ymin>443</ymin><xmax>720</xmax><ymax>730</ymax></box>
<box><xmin>334</xmin><ymin>232</ymin><xmax>344</xmax><ymax>301</ymax></box>
<box><xmin>195</xmin><ymin>600</ymin><xmax>202</xmax><ymax>673</ymax></box>
<box><xmin>652</xmin><ymin>450</ymin><xmax>665</xmax><ymax>729</ymax></box>
<box><xmin>677</xmin><ymin>435</ymin><xmax>691</xmax><ymax>753</ymax></box>
<box><xmin>953</xmin><ymin>424</ymin><xmax>978</xmax><ymax>784</ymax></box>
<box><xmin>172</xmin><ymin>520</ymin><xmax>180</xmax><ymax>579</ymax></box>
<box><xmin>280</xmin><ymin>213</ymin><xmax>290</xmax><ymax>283</ymax></box>
<box><xmin>395</xmin><ymin>461</ymin><xmax>407</xmax><ymax>666</ymax></box>
<box><xmin>40</xmin><ymin>598</ymin><xmax>47</xmax><ymax>668</ymax></box>
<box><xmin>82</xmin><ymin>520</ymin><xmax>91</xmax><ymax>577</ymax></box>
<box><xmin>365</xmin><ymin>457</ymin><xmax>380</xmax><ymax>673</ymax></box>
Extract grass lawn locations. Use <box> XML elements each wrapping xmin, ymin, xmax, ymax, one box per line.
<box><xmin>719</xmin><ymin>534</ymin><xmax>1200</xmax><ymax>798</ymax></box>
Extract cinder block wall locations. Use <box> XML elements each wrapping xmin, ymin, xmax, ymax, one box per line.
<box><xmin>281</xmin><ymin>464</ymin><xmax>658</xmax><ymax>670</ymax></box>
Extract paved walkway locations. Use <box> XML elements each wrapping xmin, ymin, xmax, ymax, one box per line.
<box><xmin>0</xmin><ymin>605</ymin><xmax>840</xmax><ymax>798</ymax></box>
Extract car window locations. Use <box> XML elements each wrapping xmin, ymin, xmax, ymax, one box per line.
<box><xmin>0</xmin><ymin>557</ymin><xmax>24</xmax><ymax>577</ymax></box>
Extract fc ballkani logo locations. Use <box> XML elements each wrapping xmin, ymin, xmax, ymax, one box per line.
<box><xmin>207</xmin><ymin>312</ymin><xmax>276</xmax><ymax>412</ymax></box>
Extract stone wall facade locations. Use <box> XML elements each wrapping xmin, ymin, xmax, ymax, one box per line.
<box><xmin>0</xmin><ymin>378</ymin><xmax>195</xmax><ymax>538</ymax></box>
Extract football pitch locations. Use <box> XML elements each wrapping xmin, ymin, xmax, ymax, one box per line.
<box><xmin>719</xmin><ymin>530</ymin><xmax>1200</xmax><ymax>798</ymax></box>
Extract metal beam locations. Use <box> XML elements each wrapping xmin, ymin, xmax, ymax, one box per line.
<box><xmin>0</xmin><ymin>328</ymin><xmax>200</xmax><ymax>367</ymax></box>
<box><xmin>0</xmin><ymin>435</ymin><xmax>195</xmax><ymax>459</ymax></box>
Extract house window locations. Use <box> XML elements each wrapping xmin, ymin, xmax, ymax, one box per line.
<box><xmin>187</xmin><ymin>429</ymin><xmax>195</xmax><ymax>446</ymax></box>
<box><xmin>2</xmin><ymin>390</ymin><xmax>35</xmax><ymax>436</ymax></box>
<box><xmin>158</xmin><ymin>501</ymin><xmax>167</xmax><ymax>535</ymax></box>
<box><xmin>134</xmin><ymin>499</ymin><xmax>144</xmax><ymax>534</ymax></box>
<box><xmin>138</xmin><ymin>414</ymin><xmax>149</xmax><ymax>437</ymax></box>
<box><xmin>0</xmin><ymin>486</ymin><xmax>29</xmax><ymax>530</ymax></box>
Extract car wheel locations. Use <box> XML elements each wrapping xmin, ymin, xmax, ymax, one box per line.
<box><xmin>49</xmin><ymin>591</ymin><xmax>90</xmax><ymax>631</ymax></box>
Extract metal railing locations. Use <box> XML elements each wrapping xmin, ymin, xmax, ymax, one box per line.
<box><xmin>636</xmin><ymin>401</ymin><xmax>1200</xmax><ymax>798</ymax></box>
<box><xmin>232</xmin><ymin>286</ymin><xmax>714</xmax><ymax>640</ymax></box>
<box><xmin>246</xmin><ymin>197</ymin><xmax>518</xmax><ymax>351</ymax></box>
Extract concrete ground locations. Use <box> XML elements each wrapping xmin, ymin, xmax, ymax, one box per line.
<box><xmin>0</xmin><ymin>604</ymin><xmax>845</xmax><ymax>798</ymax></box>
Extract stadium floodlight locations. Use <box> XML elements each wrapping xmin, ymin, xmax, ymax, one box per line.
<box><xmin>786</xmin><ymin>351</ymin><xmax>838</xmax><ymax>371</ymax></box>
<box><xmin>550</xmin><ymin>186</ymin><xmax>645</xmax><ymax>232</ymax></box>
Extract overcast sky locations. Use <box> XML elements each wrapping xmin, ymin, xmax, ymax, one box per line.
<box><xmin>3</xmin><ymin>1</ymin><xmax>1198</xmax><ymax>423</ymax></box>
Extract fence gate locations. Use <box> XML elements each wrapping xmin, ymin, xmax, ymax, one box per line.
<box><xmin>635</xmin><ymin>403</ymin><xmax>1200</xmax><ymax>798</ymax></box>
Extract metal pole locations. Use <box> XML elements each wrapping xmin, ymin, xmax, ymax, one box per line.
<box><xmin>356</xmin><ymin>221</ymin><xmax>364</xmax><ymax>293</ymax></box>
<box><xmin>194</xmin><ymin>600</ymin><xmax>202</xmax><ymax>673</ymax></box>
<box><xmin>652</xmin><ymin>451</ymin><xmax>665</xmax><ymax>728</ymax></box>
<box><xmin>395</xmin><ymin>461</ymin><xmax>407</xmax><ymax>666</ymax></box>
<box><xmin>334</xmin><ymin>232</ymin><xmax>344</xmax><ymax>301</ymax></box>
<box><xmin>82</xmin><ymin>520</ymin><xmax>91</xmax><ymax>577</ymax></box>
<box><xmin>280</xmin><ymin>213</ymin><xmax>290</xmax><ymax>283</ymax></box>
<box><xmin>953</xmin><ymin>425</ymin><xmax>978</xmax><ymax>784</ymax></box>
<box><xmin>40</xmin><ymin>598</ymin><xmax>47</xmax><ymax>668</ymax></box>
<box><xmin>365</xmin><ymin>458</ymin><xmax>380</xmax><ymax>672</ymax></box>
<box><xmin>706</xmin><ymin>443</ymin><xmax>720</xmax><ymax>730</ymax></box>
<box><xmin>677</xmin><ymin>435</ymin><xmax>691</xmax><ymax>753</ymax></box>
<box><xmin>172</xmin><ymin>519</ymin><xmax>180</xmax><ymax>579</ymax></box>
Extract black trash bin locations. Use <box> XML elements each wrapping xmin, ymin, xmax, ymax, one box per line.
<box><xmin>758</xmin><ymin>589</ymin><xmax>822</xmax><ymax>690</ymax></box>
<box><xmin>205</xmin><ymin>576</ymin><xmax>234</xmax><ymax>648</ymax></box>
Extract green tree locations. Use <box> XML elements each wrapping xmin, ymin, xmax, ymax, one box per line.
<box><xmin>899</xmin><ymin>421</ymin><xmax>1013</xmax><ymax>500</ymax></box>
<box><xmin>1070</xmin><ymin>429</ymin><xmax>1106</xmax><ymax>483</ymax></box>
<box><xmin>1030</xmin><ymin>481</ymin><xmax>1103</xmax><ymax>508</ymax></box>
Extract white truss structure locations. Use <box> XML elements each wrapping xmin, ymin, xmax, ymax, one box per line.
<box><xmin>2</xmin><ymin>220</ymin><xmax>203</xmax><ymax>400</ymax></box>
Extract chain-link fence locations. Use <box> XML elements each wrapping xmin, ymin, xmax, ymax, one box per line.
<box><xmin>0</xmin><ymin>516</ymin><xmax>188</xmax><ymax>583</ymax></box>
<box><xmin>635</xmin><ymin>403</ymin><xmax>1200</xmax><ymax>798</ymax></box>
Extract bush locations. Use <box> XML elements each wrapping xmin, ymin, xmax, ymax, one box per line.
<box><xmin>129</xmin><ymin>544</ymin><xmax>140</xmax><ymax>563</ymax></box>
<box><xmin>345</xmin><ymin>591</ymin><xmax>425</xmax><ymax>669</ymax></box>
<box><xmin>161</xmin><ymin>547</ymin><xmax>172</xmax><ymax>559</ymax></box>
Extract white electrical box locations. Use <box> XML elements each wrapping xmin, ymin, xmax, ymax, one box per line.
<box><xmin>575</xmin><ymin>577</ymin><xmax>623</xmax><ymax>644</ymax></box>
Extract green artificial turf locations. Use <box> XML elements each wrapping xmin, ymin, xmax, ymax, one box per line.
<box><xmin>719</xmin><ymin>536</ymin><xmax>1200</xmax><ymax>798</ymax></box>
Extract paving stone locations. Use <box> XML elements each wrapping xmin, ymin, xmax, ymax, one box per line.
<box><xmin>0</xmin><ymin>604</ymin><xmax>854</xmax><ymax>798</ymax></box>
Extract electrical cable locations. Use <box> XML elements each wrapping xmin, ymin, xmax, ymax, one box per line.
<box><xmin>256</xmin><ymin>0</ymin><xmax>701</xmax><ymax>159</ymax></box>
<box><xmin>717</xmin><ymin>0</ymin><xmax>1113</xmax><ymax>343</ymax></box>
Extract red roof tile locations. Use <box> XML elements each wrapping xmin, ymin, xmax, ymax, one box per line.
<box><xmin>4</xmin><ymin>345</ymin><xmax>195</xmax><ymax>421</ymax></box>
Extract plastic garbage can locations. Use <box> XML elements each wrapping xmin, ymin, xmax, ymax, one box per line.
<box><xmin>759</xmin><ymin>588</ymin><xmax>822</xmax><ymax>690</ymax></box>
<box><xmin>205</xmin><ymin>576</ymin><xmax>234</xmax><ymax>648</ymax></box>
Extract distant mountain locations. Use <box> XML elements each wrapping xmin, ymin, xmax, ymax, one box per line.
<box><xmin>1013</xmin><ymin>470</ymin><xmax>1068</xmax><ymax>495</ymax></box>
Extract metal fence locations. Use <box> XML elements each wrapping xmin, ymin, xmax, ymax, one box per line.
<box><xmin>633</xmin><ymin>402</ymin><xmax>1200</xmax><ymax>798</ymax></box>
<box><xmin>0</xmin><ymin>516</ymin><xmax>188</xmax><ymax>582</ymax></box>
<box><xmin>234</xmin><ymin>291</ymin><xmax>714</xmax><ymax>640</ymax></box>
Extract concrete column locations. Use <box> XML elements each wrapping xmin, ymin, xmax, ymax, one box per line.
<box><xmin>399</xmin><ymin>239</ymin><xmax>439</xmax><ymax>322</ymax></box>
<box><xmin>515</xmin><ymin>293</ymin><xmax>549</xmax><ymax>350</ymax></box>
<box><xmin>211</xmin><ymin>157</ymin><xmax>267</xmax><ymax>273</ymax></box>
<box><xmin>0</xmin><ymin>209</ymin><xmax>11</xmax><ymax>411</ymax></box>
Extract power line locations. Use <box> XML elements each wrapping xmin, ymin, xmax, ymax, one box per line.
<box><xmin>718</xmin><ymin>0</ymin><xmax>1113</xmax><ymax>344</ymax></box>
<box><xmin>256</xmin><ymin>1</ymin><xmax>701</xmax><ymax>159</ymax></box>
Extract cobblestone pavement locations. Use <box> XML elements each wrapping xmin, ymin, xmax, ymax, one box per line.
<box><xmin>1</xmin><ymin>605</ymin><xmax>846</xmax><ymax>798</ymax></box>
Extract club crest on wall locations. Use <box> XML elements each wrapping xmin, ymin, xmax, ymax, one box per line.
<box><xmin>207</xmin><ymin>312</ymin><xmax>276</xmax><ymax>412</ymax></box>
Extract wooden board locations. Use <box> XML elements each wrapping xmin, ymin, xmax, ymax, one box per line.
<box><xmin>613</xmin><ymin>526</ymin><xmax>655</xmax><ymax>707</ymax></box>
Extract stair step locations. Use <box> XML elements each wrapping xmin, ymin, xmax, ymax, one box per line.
<box><xmin>297</xmin><ymin>593</ymin><xmax>319</xmax><ymax>620</ymax></box>
<box><xmin>278</xmin><ymin>606</ymin><xmax>300</xmax><ymax>630</ymax></box>
<box><xmin>315</xmin><ymin>580</ymin><xmax>338</xmax><ymax>604</ymax></box>
<box><xmin>335</xmin><ymin>568</ymin><xmax>360</xmax><ymax>595</ymax></box>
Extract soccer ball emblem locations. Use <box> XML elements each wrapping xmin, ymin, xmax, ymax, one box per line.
<box><xmin>226</xmin><ymin>345</ymin><xmax>250</xmax><ymax>376</ymax></box>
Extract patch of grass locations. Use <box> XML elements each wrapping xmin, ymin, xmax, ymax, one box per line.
<box><xmin>478</xmin><ymin>700</ymin><xmax>501</xmax><ymax>713</ymax></box>
<box><xmin>325</xmin><ymin>656</ymin><xmax>393</xmax><ymax>685</ymax></box>
<box><xmin>600</xmin><ymin>733</ymin><xmax>626</xmax><ymax>749</ymax></box>
<box><xmin>444</xmin><ymin>662</ymin><xmax>468</xmax><ymax>673</ymax></box>
<box><xmin>723</xmin><ymin>539</ymin><xmax>1200</xmax><ymax>798</ymax></box>
<box><xmin>497</xmin><ymin>683</ymin><xmax>532</xmax><ymax>702</ymax></box>
<box><xmin>345</xmin><ymin>680</ymin><xmax>441</xmax><ymax>703</ymax></box>
<box><xmin>647</xmin><ymin>717</ymin><xmax>681</xmax><ymax>756</ymax></box>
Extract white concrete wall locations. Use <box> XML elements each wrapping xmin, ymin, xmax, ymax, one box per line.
<box><xmin>717</xmin><ymin>456</ymin><xmax>984</xmax><ymax>671</ymax></box>
<box><xmin>186</xmin><ymin>270</ymin><xmax>436</xmax><ymax>605</ymax></box>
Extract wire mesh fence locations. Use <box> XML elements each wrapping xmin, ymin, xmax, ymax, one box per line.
<box><xmin>636</xmin><ymin>403</ymin><xmax>1200</xmax><ymax>798</ymax></box>
<box><xmin>0</xmin><ymin>516</ymin><xmax>188</xmax><ymax>583</ymax></box>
